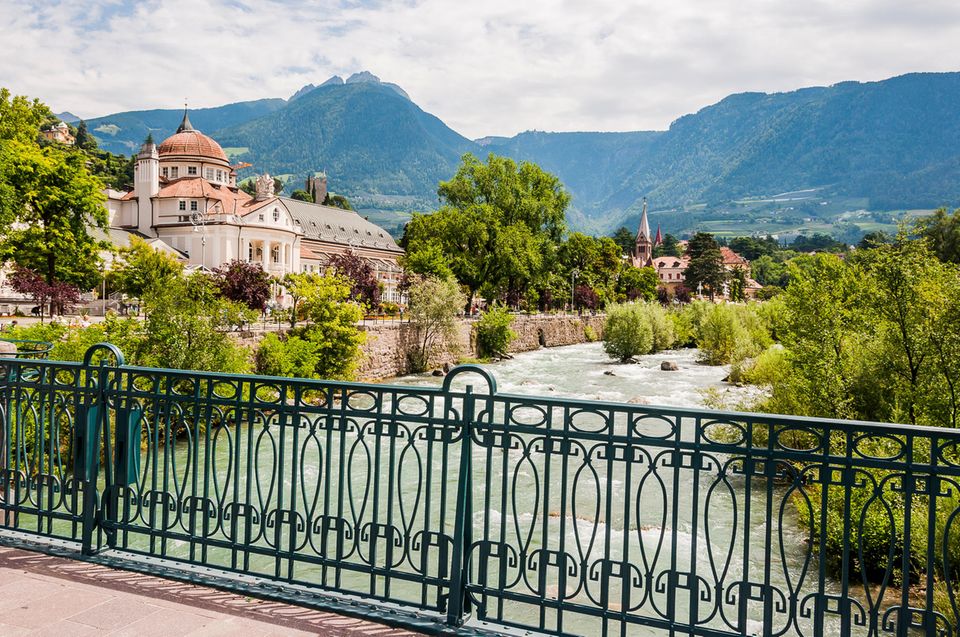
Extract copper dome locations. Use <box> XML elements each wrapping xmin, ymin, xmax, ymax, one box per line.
<box><xmin>157</xmin><ymin>130</ymin><xmax>229</xmax><ymax>163</ymax></box>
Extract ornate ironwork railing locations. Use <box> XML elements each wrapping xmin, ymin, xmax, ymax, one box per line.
<box><xmin>0</xmin><ymin>343</ymin><xmax>958</xmax><ymax>636</ymax></box>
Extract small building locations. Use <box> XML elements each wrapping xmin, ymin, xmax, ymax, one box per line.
<box><xmin>41</xmin><ymin>121</ymin><xmax>74</xmax><ymax>145</ymax></box>
<box><xmin>652</xmin><ymin>255</ymin><xmax>690</xmax><ymax>293</ymax></box>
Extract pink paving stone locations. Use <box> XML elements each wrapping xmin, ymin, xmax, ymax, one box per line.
<box><xmin>67</xmin><ymin>597</ymin><xmax>162</xmax><ymax>631</ymax></box>
<box><xmin>0</xmin><ymin>547</ymin><xmax>424</xmax><ymax>636</ymax></box>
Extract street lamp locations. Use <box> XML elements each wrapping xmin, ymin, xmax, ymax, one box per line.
<box><xmin>190</xmin><ymin>210</ymin><xmax>207</xmax><ymax>268</ymax></box>
<box><xmin>570</xmin><ymin>268</ymin><xmax>580</xmax><ymax>313</ymax></box>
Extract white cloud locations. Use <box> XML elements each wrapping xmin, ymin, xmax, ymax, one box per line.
<box><xmin>2</xmin><ymin>0</ymin><xmax>959</xmax><ymax>138</ymax></box>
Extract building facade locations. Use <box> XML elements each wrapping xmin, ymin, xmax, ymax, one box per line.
<box><xmin>104</xmin><ymin>111</ymin><xmax>405</xmax><ymax>304</ymax></box>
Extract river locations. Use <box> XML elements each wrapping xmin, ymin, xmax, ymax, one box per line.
<box><xmin>392</xmin><ymin>342</ymin><xmax>741</xmax><ymax>407</ymax></box>
<box><xmin>391</xmin><ymin>343</ymin><xmax>852</xmax><ymax>636</ymax></box>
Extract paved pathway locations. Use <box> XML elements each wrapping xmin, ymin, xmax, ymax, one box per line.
<box><xmin>0</xmin><ymin>547</ymin><xmax>421</xmax><ymax>636</ymax></box>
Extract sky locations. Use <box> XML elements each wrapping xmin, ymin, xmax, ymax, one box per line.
<box><xmin>3</xmin><ymin>0</ymin><xmax>960</xmax><ymax>138</ymax></box>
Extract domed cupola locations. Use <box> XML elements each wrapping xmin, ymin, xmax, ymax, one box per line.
<box><xmin>157</xmin><ymin>109</ymin><xmax>229</xmax><ymax>164</ymax></box>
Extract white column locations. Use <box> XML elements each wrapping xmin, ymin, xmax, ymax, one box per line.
<box><xmin>261</xmin><ymin>241</ymin><xmax>269</xmax><ymax>270</ymax></box>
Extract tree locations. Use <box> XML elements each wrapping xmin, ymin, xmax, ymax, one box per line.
<box><xmin>559</xmin><ymin>233</ymin><xmax>622</xmax><ymax>304</ymax></box>
<box><xmin>399</xmin><ymin>242</ymin><xmax>453</xmax><ymax>281</ymax></box>
<box><xmin>611</xmin><ymin>227</ymin><xmax>634</xmax><ymax>256</ymax></box>
<box><xmin>0</xmin><ymin>88</ymin><xmax>52</xmax><ymax>144</ymax></box>
<box><xmin>653</xmin><ymin>233</ymin><xmax>682</xmax><ymax>258</ymax></box>
<box><xmin>683</xmin><ymin>232</ymin><xmax>726</xmax><ymax>299</ymax></box>
<box><xmin>8</xmin><ymin>266</ymin><xmax>81</xmax><ymax>321</ymax></box>
<box><xmin>917</xmin><ymin>207</ymin><xmax>960</xmax><ymax>263</ymax></box>
<box><xmin>291</xmin><ymin>273</ymin><xmax>365</xmax><ymax>379</ymax></box>
<box><xmin>573</xmin><ymin>284</ymin><xmax>599</xmax><ymax>311</ymax></box>
<box><xmin>74</xmin><ymin>120</ymin><xmax>96</xmax><ymax>150</ymax></box>
<box><xmin>0</xmin><ymin>139</ymin><xmax>108</xmax><ymax>290</ymax></box>
<box><xmin>857</xmin><ymin>230</ymin><xmax>891</xmax><ymax>250</ymax></box>
<box><xmin>751</xmin><ymin>254</ymin><xmax>789</xmax><ymax>287</ymax></box>
<box><xmin>617</xmin><ymin>266</ymin><xmax>658</xmax><ymax>301</ymax></box>
<box><xmin>322</xmin><ymin>193</ymin><xmax>353</xmax><ymax>210</ymax></box>
<box><xmin>403</xmin><ymin>153</ymin><xmax>569</xmax><ymax>310</ymax></box>
<box><xmin>328</xmin><ymin>250</ymin><xmax>381</xmax><ymax>309</ymax></box>
<box><xmin>728</xmin><ymin>235</ymin><xmax>778</xmax><ymax>260</ymax></box>
<box><xmin>110</xmin><ymin>236</ymin><xmax>184</xmax><ymax>299</ymax></box>
<box><xmin>729</xmin><ymin>266</ymin><xmax>747</xmax><ymax>302</ymax></box>
<box><xmin>240</xmin><ymin>180</ymin><xmax>256</xmax><ymax>196</ymax></box>
<box><xmin>290</xmin><ymin>189</ymin><xmax>313</xmax><ymax>203</ymax></box>
<box><xmin>136</xmin><ymin>272</ymin><xmax>253</xmax><ymax>373</ymax></box>
<box><xmin>406</xmin><ymin>276</ymin><xmax>466</xmax><ymax>372</ymax></box>
<box><xmin>602</xmin><ymin>302</ymin><xmax>676</xmax><ymax>362</ymax></box>
<box><xmin>213</xmin><ymin>260</ymin><xmax>272</xmax><ymax>311</ymax></box>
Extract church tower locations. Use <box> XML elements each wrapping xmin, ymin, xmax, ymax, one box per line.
<box><xmin>633</xmin><ymin>198</ymin><xmax>652</xmax><ymax>267</ymax></box>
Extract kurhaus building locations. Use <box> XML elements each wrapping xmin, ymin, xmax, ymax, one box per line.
<box><xmin>104</xmin><ymin>111</ymin><xmax>405</xmax><ymax>304</ymax></box>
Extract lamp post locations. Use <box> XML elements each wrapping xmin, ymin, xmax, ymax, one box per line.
<box><xmin>190</xmin><ymin>210</ymin><xmax>207</xmax><ymax>268</ymax></box>
<box><xmin>570</xmin><ymin>268</ymin><xmax>580</xmax><ymax>313</ymax></box>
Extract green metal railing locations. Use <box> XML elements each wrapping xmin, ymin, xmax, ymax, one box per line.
<box><xmin>0</xmin><ymin>343</ymin><xmax>958</xmax><ymax>636</ymax></box>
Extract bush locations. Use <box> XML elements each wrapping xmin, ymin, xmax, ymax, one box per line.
<box><xmin>255</xmin><ymin>333</ymin><xmax>320</xmax><ymax>378</ymax></box>
<box><xmin>602</xmin><ymin>302</ymin><xmax>674</xmax><ymax>362</ymax></box>
<box><xmin>583</xmin><ymin>325</ymin><xmax>598</xmax><ymax>342</ymax></box>
<box><xmin>475</xmin><ymin>305</ymin><xmax>515</xmax><ymax>357</ymax></box>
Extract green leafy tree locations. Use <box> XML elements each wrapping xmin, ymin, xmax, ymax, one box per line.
<box><xmin>404</xmin><ymin>153</ymin><xmax>569</xmax><ymax>309</ymax></box>
<box><xmin>322</xmin><ymin>193</ymin><xmax>353</xmax><ymax>210</ymax></box>
<box><xmin>0</xmin><ymin>140</ymin><xmax>108</xmax><ymax>289</ymax></box>
<box><xmin>0</xmin><ymin>88</ymin><xmax>52</xmax><ymax>144</ymax></box>
<box><xmin>399</xmin><ymin>242</ymin><xmax>453</xmax><ymax>281</ymax></box>
<box><xmin>286</xmin><ymin>272</ymin><xmax>365</xmax><ymax>380</ymax></box>
<box><xmin>729</xmin><ymin>266</ymin><xmax>747</xmax><ymax>302</ymax></box>
<box><xmin>290</xmin><ymin>189</ymin><xmax>314</xmax><ymax>203</ymax></box>
<box><xmin>136</xmin><ymin>272</ymin><xmax>253</xmax><ymax>372</ymax></box>
<box><xmin>683</xmin><ymin>232</ymin><xmax>726</xmax><ymax>299</ymax></box>
<box><xmin>74</xmin><ymin>120</ymin><xmax>96</xmax><ymax>150</ymax></box>
<box><xmin>255</xmin><ymin>333</ymin><xmax>321</xmax><ymax>379</ymax></box>
<box><xmin>611</xmin><ymin>226</ymin><xmax>635</xmax><ymax>256</ymax></box>
<box><xmin>917</xmin><ymin>207</ymin><xmax>960</xmax><ymax>263</ymax></box>
<box><xmin>617</xmin><ymin>266</ymin><xmax>658</xmax><ymax>301</ymax></box>
<box><xmin>406</xmin><ymin>276</ymin><xmax>466</xmax><ymax>372</ymax></box>
<box><xmin>110</xmin><ymin>236</ymin><xmax>184</xmax><ymax>299</ymax></box>
<box><xmin>751</xmin><ymin>254</ymin><xmax>789</xmax><ymax>287</ymax></box>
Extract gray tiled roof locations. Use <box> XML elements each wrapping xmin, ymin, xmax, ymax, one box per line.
<box><xmin>280</xmin><ymin>197</ymin><xmax>401</xmax><ymax>252</ymax></box>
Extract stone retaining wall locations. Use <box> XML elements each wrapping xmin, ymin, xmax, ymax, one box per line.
<box><xmin>357</xmin><ymin>314</ymin><xmax>605</xmax><ymax>380</ymax></box>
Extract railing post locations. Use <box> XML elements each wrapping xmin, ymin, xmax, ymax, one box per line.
<box><xmin>77</xmin><ymin>343</ymin><xmax>125</xmax><ymax>555</ymax></box>
<box><xmin>446</xmin><ymin>386</ymin><xmax>474</xmax><ymax>626</ymax></box>
<box><xmin>77</xmin><ymin>367</ymin><xmax>104</xmax><ymax>555</ymax></box>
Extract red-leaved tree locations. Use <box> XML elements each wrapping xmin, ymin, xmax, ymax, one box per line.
<box><xmin>328</xmin><ymin>251</ymin><xmax>381</xmax><ymax>309</ymax></box>
<box><xmin>573</xmin><ymin>284</ymin><xmax>599</xmax><ymax>311</ymax></box>
<box><xmin>213</xmin><ymin>260</ymin><xmax>272</xmax><ymax>311</ymax></box>
<box><xmin>8</xmin><ymin>266</ymin><xmax>81</xmax><ymax>321</ymax></box>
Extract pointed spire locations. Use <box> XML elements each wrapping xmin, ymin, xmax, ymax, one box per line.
<box><xmin>176</xmin><ymin>101</ymin><xmax>194</xmax><ymax>133</ymax></box>
<box><xmin>636</xmin><ymin>197</ymin><xmax>651</xmax><ymax>242</ymax></box>
<box><xmin>655</xmin><ymin>223</ymin><xmax>663</xmax><ymax>246</ymax></box>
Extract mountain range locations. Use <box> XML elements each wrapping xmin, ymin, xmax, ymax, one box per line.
<box><xmin>80</xmin><ymin>71</ymin><xmax>960</xmax><ymax>237</ymax></box>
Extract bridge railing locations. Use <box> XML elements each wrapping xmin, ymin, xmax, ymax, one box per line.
<box><xmin>0</xmin><ymin>343</ymin><xmax>958</xmax><ymax>637</ymax></box>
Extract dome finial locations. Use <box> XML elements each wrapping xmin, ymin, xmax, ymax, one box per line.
<box><xmin>177</xmin><ymin>100</ymin><xmax>194</xmax><ymax>133</ymax></box>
